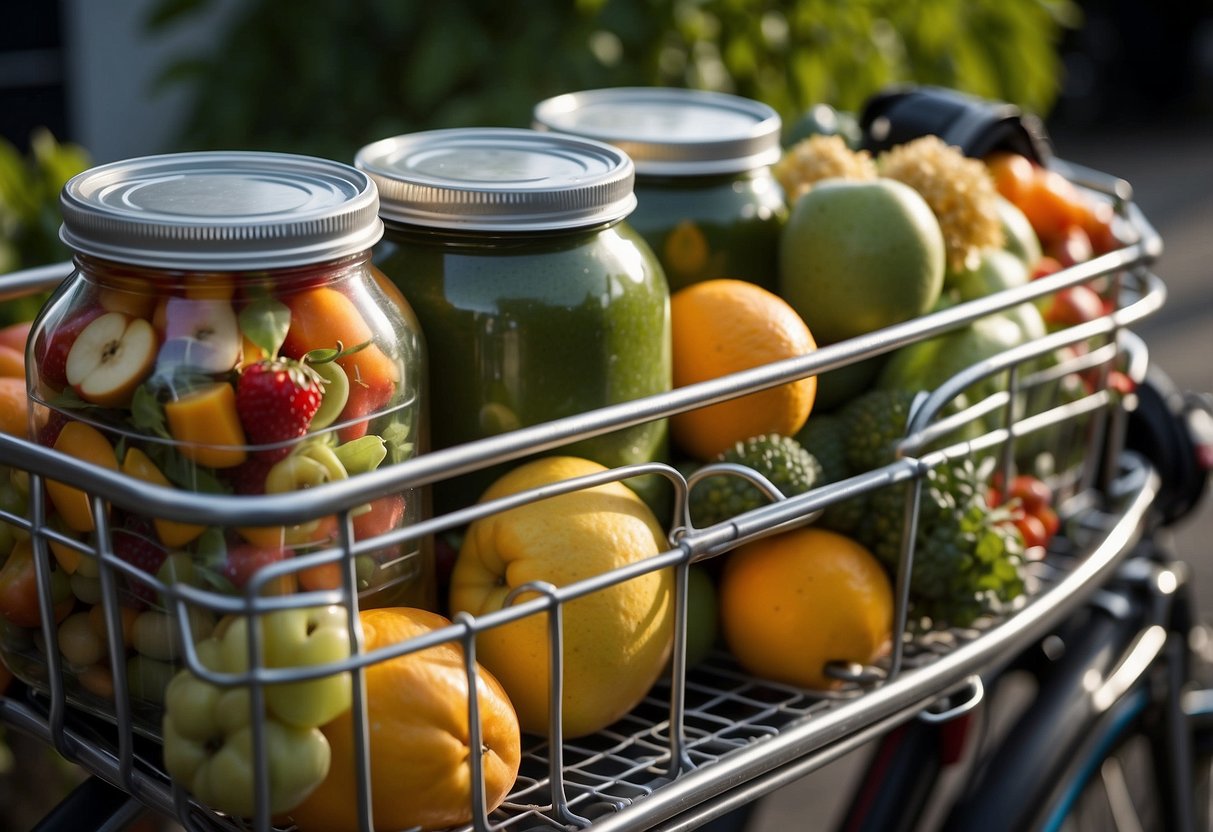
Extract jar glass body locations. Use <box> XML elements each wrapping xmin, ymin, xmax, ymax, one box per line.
<box><xmin>631</xmin><ymin>168</ymin><xmax>787</xmax><ymax>294</ymax></box>
<box><xmin>376</xmin><ymin>220</ymin><xmax>671</xmax><ymax>513</ymax></box>
<box><xmin>8</xmin><ymin>251</ymin><xmax>432</xmax><ymax>734</ymax></box>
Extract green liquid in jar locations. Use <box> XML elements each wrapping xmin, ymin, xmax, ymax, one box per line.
<box><xmin>630</xmin><ymin>170</ymin><xmax>788</xmax><ymax>294</ymax></box>
<box><xmin>378</xmin><ymin>221</ymin><xmax>671</xmax><ymax>514</ymax></box>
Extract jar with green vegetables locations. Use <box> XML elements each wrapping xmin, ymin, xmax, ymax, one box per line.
<box><xmin>356</xmin><ymin>128</ymin><xmax>671</xmax><ymax>513</ymax></box>
<box><xmin>533</xmin><ymin>87</ymin><xmax>787</xmax><ymax>292</ymax></box>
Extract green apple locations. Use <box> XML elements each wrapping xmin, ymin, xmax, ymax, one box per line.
<box><xmin>162</xmin><ymin>633</ymin><xmax>332</xmax><ymax>817</ymax></box>
<box><xmin>950</xmin><ymin>249</ymin><xmax>1046</xmax><ymax>343</ymax></box>
<box><xmin>995</xmin><ymin>194</ymin><xmax>1042</xmax><ymax>269</ymax></box>
<box><xmin>778</xmin><ymin>178</ymin><xmax>945</xmax><ymax>345</ymax></box>
<box><xmin>261</xmin><ymin>605</ymin><xmax>353</xmax><ymax>729</ymax></box>
<box><xmin>877</xmin><ymin>312</ymin><xmax>1026</xmax><ymax>403</ymax></box>
<box><xmin>215</xmin><ymin>606</ymin><xmax>352</xmax><ymax>729</ymax></box>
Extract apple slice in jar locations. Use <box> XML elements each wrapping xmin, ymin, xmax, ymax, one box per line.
<box><xmin>64</xmin><ymin>312</ymin><xmax>157</xmax><ymax>408</ymax></box>
<box><xmin>157</xmin><ymin>297</ymin><xmax>241</xmax><ymax>375</ymax></box>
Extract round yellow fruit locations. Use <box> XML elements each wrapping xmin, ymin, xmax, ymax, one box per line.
<box><xmin>449</xmin><ymin>456</ymin><xmax>674</xmax><ymax>738</ymax></box>
<box><xmin>719</xmin><ymin>527</ymin><xmax>893</xmax><ymax>689</ymax></box>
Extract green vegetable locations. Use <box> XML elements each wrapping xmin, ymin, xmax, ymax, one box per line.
<box><xmin>794</xmin><ymin>414</ymin><xmax>865</xmax><ymax>534</ymax></box>
<box><xmin>688</xmin><ymin>434</ymin><xmax>823</xmax><ymax>527</ymax></box>
<box><xmin>836</xmin><ymin>388</ymin><xmax>1027</xmax><ymax>628</ymax></box>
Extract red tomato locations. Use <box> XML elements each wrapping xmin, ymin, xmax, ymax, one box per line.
<box><xmin>1046</xmin><ymin>225</ymin><xmax>1094</xmax><ymax>268</ymax></box>
<box><xmin>1014</xmin><ymin>513</ymin><xmax>1050</xmax><ymax>550</ymax></box>
<box><xmin>1034</xmin><ymin>504</ymin><xmax>1061</xmax><ymax>542</ymax></box>
<box><xmin>1008</xmin><ymin>474</ymin><xmax>1053</xmax><ymax>514</ymax></box>
<box><xmin>1043</xmin><ymin>284</ymin><xmax>1106</xmax><ymax>329</ymax></box>
<box><xmin>1031</xmin><ymin>256</ymin><xmax>1065</xmax><ymax>281</ymax></box>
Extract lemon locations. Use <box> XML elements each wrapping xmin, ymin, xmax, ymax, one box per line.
<box><xmin>448</xmin><ymin>456</ymin><xmax>674</xmax><ymax>738</ymax></box>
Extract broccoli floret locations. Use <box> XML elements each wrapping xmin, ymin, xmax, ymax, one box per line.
<box><xmin>859</xmin><ymin>457</ymin><xmax>1027</xmax><ymax>628</ymax></box>
<box><xmin>795</xmin><ymin>414</ymin><xmax>866</xmax><ymax>534</ymax></box>
<box><xmin>688</xmin><ymin>434</ymin><xmax>823</xmax><ymax>527</ymax></box>
<box><xmin>840</xmin><ymin>388</ymin><xmax>920</xmax><ymax>473</ymax></box>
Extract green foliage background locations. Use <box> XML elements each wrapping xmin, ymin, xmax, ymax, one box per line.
<box><xmin>149</xmin><ymin>0</ymin><xmax>1078</xmax><ymax>162</ymax></box>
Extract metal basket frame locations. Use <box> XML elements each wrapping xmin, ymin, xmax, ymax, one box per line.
<box><xmin>0</xmin><ymin>161</ymin><xmax>1168</xmax><ymax>832</ymax></box>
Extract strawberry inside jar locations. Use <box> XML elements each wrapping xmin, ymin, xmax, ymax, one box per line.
<box><xmin>12</xmin><ymin>151</ymin><xmax>433</xmax><ymax>734</ymax></box>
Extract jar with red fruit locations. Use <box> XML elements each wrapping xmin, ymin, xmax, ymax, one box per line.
<box><xmin>9</xmin><ymin>151</ymin><xmax>432</xmax><ymax>730</ymax></box>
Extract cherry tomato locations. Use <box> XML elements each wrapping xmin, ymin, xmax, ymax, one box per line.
<box><xmin>1014</xmin><ymin>513</ymin><xmax>1050</xmax><ymax>550</ymax></box>
<box><xmin>1046</xmin><ymin>225</ymin><xmax>1094</xmax><ymax>267</ymax></box>
<box><xmin>1034</xmin><ymin>504</ymin><xmax>1061</xmax><ymax>542</ymax></box>
<box><xmin>1008</xmin><ymin>474</ymin><xmax>1053</xmax><ymax>514</ymax></box>
<box><xmin>1031</xmin><ymin>256</ymin><xmax>1064</xmax><ymax>281</ymax></box>
<box><xmin>1043</xmin><ymin>284</ymin><xmax>1106</xmax><ymax>329</ymax></box>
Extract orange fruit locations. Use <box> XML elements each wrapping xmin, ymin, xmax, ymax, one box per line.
<box><xmin>670</xmin><ymin>279</ymin><xmax>817</xmax><ymax>460</ymax></box>
<box><xmin>0</xmin><ymin>344</ymin><xmax>24</xmax><ymax>378</ymax></box>
<box><xmin>48</xmin><ymin>421</ymin><xmax>120</xmax><ymax>532</ymax></box>
<box><xmin>0</xmin><ymin>378</ymin><xmax>30</xmax><ymax>437</ymax></box>
<box><xmin>719</xmin><ymin>527</ymin><xmax>893</xmax><ymax>690</ymax></box>
<box><xmin>163</xmin><ymin>382</ymin><xmax>248</xmax><ymax>469</ymax></box>
<box><xmin>288</xmin><ymin>607</ymin><xmax>521</xmax><ymax>832</ymax></box>
<box><xmin>0</xmin><ymin>320</ymin><xmax>32</xmax><ymax>354</ymax></box>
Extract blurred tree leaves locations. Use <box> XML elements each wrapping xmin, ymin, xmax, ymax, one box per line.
<box><xmin>147</xmin><ymin>0</ymin><xmax>1076</xmax><ymax>163</ymax></box>
<box><xmin>0</xmin><ymin>130</ymin><xmax>91</xmax><ymax>323</ymax></box>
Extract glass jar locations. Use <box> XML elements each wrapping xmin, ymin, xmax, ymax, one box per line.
<box><xmin>356</xmin><ymin>128</ymin><xmax>671</xmax><ymax>514</ymax></box>
<box><xmin>532</xmin><ymin>87</ymin><xmax>787</xmax><ymax>293</ymax></box>
<box><xmin>8</xmin><ymin>151</ymin><xmax>432</xmax><ymax>731</ymax></box>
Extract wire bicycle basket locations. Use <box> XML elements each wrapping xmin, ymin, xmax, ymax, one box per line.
<box><xmin>0</xmin><ymin>159</ymin><xmax>1169</xmax><ymax>832</ymax></box>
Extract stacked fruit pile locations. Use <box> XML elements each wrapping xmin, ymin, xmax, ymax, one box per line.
<box><xmin>671</xmin><ymin>122</ymin><xmax>1123</xmax><ymax>682</ymax></box>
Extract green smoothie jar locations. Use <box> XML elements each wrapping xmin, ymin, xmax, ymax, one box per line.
<box><xmin>532</xmin><ymin>87</ymin><xmax>787</xmax><ymax>293</ymax></box>
<box><xmin>355</xmin><ymin>128</ymin><xmax>671</xmax><ymax>514</ymax></box>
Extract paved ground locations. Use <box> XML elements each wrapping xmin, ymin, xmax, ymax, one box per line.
<box><xmin>749</xmin><ymin>115</ymin><xmax>1213</xmax><ymax>831</ymax></box>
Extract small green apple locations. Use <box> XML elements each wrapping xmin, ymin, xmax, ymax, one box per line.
<box><xmin>950</xmin><ymin>250</ymin><xmax>1046</xmax><ymax>343</ymax></box>
<box><xmin>213</xmin><ymin>606</ymin><xmax>352</xmax><ymax>729</ymax></box>
<box><xmin>778</xmin><ymin>178</ymin><xmax>945</xmax><ymax>345</ymax></box>
<box><xmin>995</xmin><ymin>194</ymin><xmax>1042</xmax><ymax>269</ymax></box>
<box><xmin>261</xmin><ymin>604</ymin><xmax>353</xmax><ymax>729</ymax></box>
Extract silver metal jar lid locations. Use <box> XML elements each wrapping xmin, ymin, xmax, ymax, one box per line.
<box><xmin>59</xmin><ymin>151</ymin><xmax>383</xmax><ymax>270</ymax></box>
<box><xmin>354</xmin><ymin>128</ymin><xmax>637</xmax><ymax>232</ymax></box>
<box><xmin>532</xmin><ymin>87</ymin><xmax>782</xmax><ymax>177</ymax></box>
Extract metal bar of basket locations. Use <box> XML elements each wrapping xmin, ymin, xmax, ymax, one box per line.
<box><xmin>577</xmin><ymin>457</ymin><xmax>1158</xmax><ymax>832</ymax></box>
<box><xmin>0</xmin><ymin>251</ymin><xmax>1164</xmax><ymax>538</ymax></box>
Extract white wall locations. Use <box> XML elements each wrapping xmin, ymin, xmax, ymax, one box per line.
<box><xmin>62</xmin><ymin>0</ymin><xmax>241</xmax><ymax>163</ymax></box>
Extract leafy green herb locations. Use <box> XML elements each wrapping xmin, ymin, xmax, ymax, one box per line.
<box><xmin>380</xmin><ymin>420</ymin><xmax>414</xmax><ymax>465</ymax></box>
<box><xmin>129</xmin><ymin>384</ymin><xmax>172</xmax><ymax>440</ymax></box>
<box><xmin>238</xmin><ymin>297</ymin><xmax>291</xmax><ymax>359</ymax></box>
